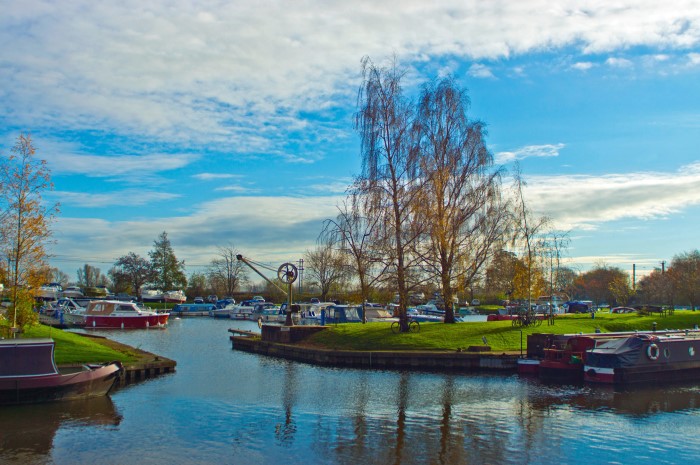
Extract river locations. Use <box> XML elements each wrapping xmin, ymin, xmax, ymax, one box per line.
<box><xmin>1</xmin><ymin>317</ymin><xmax>699</xmax><ymax>465</ymax></box>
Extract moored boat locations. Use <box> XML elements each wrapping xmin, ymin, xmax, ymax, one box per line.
<box><xmin>36</xmin><ymin>283</ymin><xmax>63</xmax><ymax>301</ymax></box>
<box><xmin>584</xmin><ymin>332</ymin><xmax>700</xmax><ymax>385</ymax></box>
<box><xmin>84</xmin><ymin>300</ymin><xmax>169</xmax><ymax>329</ymax></box>
<box><xmin>163</xmin><ymin>290</ymin><xmax>187</xmax><ymax>303</ymax></box>
<box><xmin>172</xmin><ymin>303</ymin><xmax>216</xmax><ymax>317</ymax></box>
<box><xmin>0</xmin><ymin>338</ymin><xmax>122</xmax><ymax>405</ymax></box>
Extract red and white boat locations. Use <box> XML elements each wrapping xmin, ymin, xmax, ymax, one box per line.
<box><xmin>163</xmin><ymin>290</ymin><xmax>187</xmax><ymax>303</ymax></box>
<box><xmin>0</xmin><ymin>338</ymin><xmax>122</xmax><ymax>405</ymax></box>
<box><xmin>84</xmin><ymin>300</ymin><xmax>169</xmax><ymax>329</ymax></box>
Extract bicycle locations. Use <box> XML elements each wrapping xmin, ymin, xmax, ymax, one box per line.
<box><xmin>391</xmin><ymin>320</ymin><xmax>420</xmax><ymax>334</ymax></box>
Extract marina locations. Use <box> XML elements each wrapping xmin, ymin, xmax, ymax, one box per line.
<box><xmin>2</xmin><ymin>318</ymin><xmax>700</xmax><ymax>464</ymax></box>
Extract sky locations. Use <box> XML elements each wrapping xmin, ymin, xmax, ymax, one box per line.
<box><xmin>1</xmin><ymin>1</ymin><xmax>700</xmax><ymax>285</ymax></box>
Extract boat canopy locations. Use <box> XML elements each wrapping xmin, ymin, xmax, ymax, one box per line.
<box><xmin>585</xmin><ymin>336</ymin><xmax>645</xmax><ymax>368</ymax></box>
<box><xmin>0</xmin><ymin>339</ymin><xmax>59</xmax><ymax>377</ymax></box>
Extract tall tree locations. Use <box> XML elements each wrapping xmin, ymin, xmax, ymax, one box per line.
<box><xmin>186</xmin><ymin>272</ymin><xmax>208</xmax><ymax>299</ymax></box>
<box><xmin>511</xmin><ymin>163</ymin><xmax>550</xmax><ymax>311</ymax></box>
<box><xmin>148</xmin><ymin>231</ymin><xmax>187</xmax><ymax>291</ymax></box>
<box><xmin>77</xmin><ymin>263</ymin><xmax>108</xmax><ymax>288</ymax></box>
<box><xmin>322</xmin><ymin>192</ymin><xmax>387</xmax><ymax>322</ymax></box>
<box><xmin>110</xmin><ymin>252</ymin><xmax>154</xmax><ymax>296</ymax></box>
<box><xmin>208</xmin><ymin>244</ymin><xmax>248</xmax><ymax>297</ymax></box>
<box><xmin>355</xmin><ymin>56</ymin><xmax>424</xmax><ymax>332</ymax></box>
<box><xmin>414</xmin><ymin>77</ymin><xmax>507</xmax><ymax>323</ymax></box>
<box><xmin>304</xmin><ymin>238</ymin><xmax>349</xmax><ymax>302</ymax></box>
<box><xmin>573</xmin><ymin>265</ymin><xmax>629</xmax><ymax>306</ymax></box>
<box><xmin>0</xmin><ymin>134</ymin><xmax>58</xmax><ymax>329</ymax></box>
<box><xmin>670</xmin><ymin>250</ymin><xmax>700</xmax><ymax>310</ymax></box>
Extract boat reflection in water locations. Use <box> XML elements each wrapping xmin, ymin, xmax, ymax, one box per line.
<box><xmin>0</xmin><ymin>396</ymin><xmax>121</xmax><ymax>463</ymax></box>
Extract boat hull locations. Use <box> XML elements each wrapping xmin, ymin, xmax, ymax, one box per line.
<box><xmin>0</xmin><ymin>362</ymin><xmax>122</xmax><ymax>405</ymax></box>
<box><xmin>85</xmin><ymin>313</ymin><xmax>169</xmax><ymax>329</ymax></box>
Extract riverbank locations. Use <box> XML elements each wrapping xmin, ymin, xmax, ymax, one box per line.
<box><xmin>23</xmin><ymin>324</ymin><xmax>176</xmax><ymax>386</ymax></box>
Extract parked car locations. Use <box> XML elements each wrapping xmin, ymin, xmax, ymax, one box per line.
<box><xmin>194</xmin><ymin>296</ymin><xmax>205</xmax><ymax>304</ymax></box>
<box><xmin>207</xmin><ymin>295</ymin><xmax>218</xmax><ymax>303</ymax></box>
<box><xmin>252</xmin><ymin>295</ymin><xmax>265</xmax><ymax>302</ymax></box>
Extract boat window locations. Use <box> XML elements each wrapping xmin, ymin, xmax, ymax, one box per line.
<box><xmin>119</xmin><ymin>305</ymin><xmax>136</xmax><ymax>312</ymax></box>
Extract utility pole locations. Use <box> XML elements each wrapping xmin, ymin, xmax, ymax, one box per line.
<box><xmin>661</xmin><ymin>261</ymin><xmax>666</xmax><ymax>274</ymax></box>
<box><xmin>297</xmin><ymin>259</ymin><xmax>304</xmax><ymax>295</ymax></box>
<box><xmin>632</xmin><ymin>264</ymin><xmax>636</xmax><ymax>290</ymax></box>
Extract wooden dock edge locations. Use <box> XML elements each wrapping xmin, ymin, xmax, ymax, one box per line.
<box><xmin>230</xmin><ymin>335</ymin><xmax>518</xmax><ymax>371</ymax></box>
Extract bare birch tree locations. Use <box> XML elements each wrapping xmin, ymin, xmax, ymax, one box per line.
<box><xmin>355</xmin><ymin>56</ymin><xmax>425</xmax><ymax>332</ymax></box>
<box><xmin>208</xmin><ymin>244</ymin><xmax>248</xmax><ymax>296</ymax></box>
<box><xmin>322</xmin><ymin>189</ymin><xmax>388</xmax><ymax>322</ymax></box>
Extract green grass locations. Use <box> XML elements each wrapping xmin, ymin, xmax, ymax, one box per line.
<box><xmin>22</xmin><ymin>325</ymin><xmax>139</xmax><ymax>365</ymax></box>
<box><xmin>307</xmin><ymin>311</ymin><xmax>700</xmax><ymax>352</ymax></box>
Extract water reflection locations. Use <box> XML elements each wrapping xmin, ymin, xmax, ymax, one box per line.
<box><xmin>0</xmin><ymin>396</ymin><xmax>121</xmax><ymax>464</ymax></box>
<box><xmin>3</xmin><ymin>319</ymin><xmax>697</xmax><ymax>465</ymax></box>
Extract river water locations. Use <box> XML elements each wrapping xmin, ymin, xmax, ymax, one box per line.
<box><xmin>2</xmin><ymin>318</ymin><xmax>700</xmax><ymax>465</ymax></box>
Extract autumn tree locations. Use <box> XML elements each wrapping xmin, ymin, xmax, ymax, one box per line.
<box><xmin>355</xmin><ymin>56</ymin><xmax>425</xmax><ymax>332</ymax></box>
<box><xmin>511</xmin><ymin>163</ymin><xmax>550</xmax><ymax>310</ymax></box>
<box><xmin>0</xmin><ymin>134</ymin><xmax>58</xmax><ymax>329</ymax></box>
<box><xmin>304</xmin><ymin>238</ymin><xmax>349</xmax><ymax>302</ymax></box>
<box><xmin>670</xmin><ymin>250</ymin><xmax>700</xmax><ymax>310</ymax></box>
<box><xmin>208</xmin><ymin>244</ymin><xmax>248</xmax><ymax>297</ymax></box>
<box><xmin>608</xmin><ymin>274</ymin><xmax>634</xmax><ymax>307</ymax></box>
<box><xmin>573</xmin><ymin>265</ymin><xmax>629</xmax><ymax>306</ymax></box>
<box><xmin>414</xmin><ymin>77</ymin><xmax>507</xmax><ymax>323</ymax></box>
<box><xmin>109</xmin><ymin>252</ymin><xmax>154</xmax><ymax>296</ymax></box>
<box><xmin>149</xmin><ymin>231</ymin><xmax>187</xmax><ymax>291</ymax></box>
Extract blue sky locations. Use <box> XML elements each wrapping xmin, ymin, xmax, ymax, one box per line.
<box><xmin>1</xmin><ymin>1</ymin><xmax>700</xmax><ymax>283</ymax></box>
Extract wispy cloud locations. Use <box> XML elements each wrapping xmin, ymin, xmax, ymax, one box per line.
<box><xmin>468</xmin><ymin>63</ymin><xmax>495</xmax><ymax>79</ymax></box>
<box><xmin>54</xmin><ymin>189</ymin><xmax>181</xmax><ymax>207</ymax></box>
<box><xmin>520</xmin><ymin>162</ymin><xmax>700</xmax><ymax>230</ymax></box>
<box><xmin>192</xmin><ymin>173</ymin><xmax>242</xmax><ymax>181</ymax></box>
<box><xmin>572</xmin><ymin>61</ymin><xmax>595</xmax><ymax>70</ymax></box>
<box><xmin>606</xmin><ymin>57</ymin><xmax>633</xmax><ymax>68</ymax></box>
<box><xmin>495</xmin><ymin>143</ymin><xmax>565</xmax><ymax>164</ymax></box>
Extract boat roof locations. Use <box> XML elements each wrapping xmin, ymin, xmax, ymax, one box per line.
<box><xmin>0</xmin><ymin>338</ymin><xmax>58</xmax><ymax>377</ymax></box>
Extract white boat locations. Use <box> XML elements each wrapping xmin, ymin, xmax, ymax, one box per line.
<box><xmin>229</xmin><ymin>300</ymin><xmax>258</xmax><ymax>320</ymax></box>
<box><xmin>62</xmin><ymin>286</ymin><xmax>84</xmax><ymax>298</ymax></box>
<box><xmin>249</xmin><ymin>302</ymin><xmax>282</xmax><ymax>323</ymax></box>
<box><xmin>36</xmin><ymin>283</ymin><xmax>63</xmax><ymax>301</ymax></box>
<box><xmin>163</xmin><ymin>290</ymin><xmax>186</xmax><ymax>303</ymax></box>
<box><xmin>141</xmin><ymin>288</ymin><xmax>164</xmax><ymax>303</ymax></box>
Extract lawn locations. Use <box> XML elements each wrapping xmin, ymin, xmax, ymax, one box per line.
<box><xmin>307</xmin><ymin>311</ymin><xmax>700</xmax><ymax>352</ymax></box>
<box><xmin>22</xmin><ymin>325</ymin><xmax>139</xmax><ymax>365</ymax></box>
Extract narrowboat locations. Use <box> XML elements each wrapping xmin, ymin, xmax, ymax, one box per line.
<box><xmin>0</xmin><ymin>338</ymin><xmax>122</xmax><ymax>405</ymax></box>
<box><xmin>584</xmin><ymin>332</ymin><xmax>700</xmax><ymax>385</ymax></box>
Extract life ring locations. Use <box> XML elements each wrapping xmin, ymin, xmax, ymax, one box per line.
<box><xmin>647</xmin><ymin>343</ymin><xmax>660</xmax><ymax>361</ymax></box>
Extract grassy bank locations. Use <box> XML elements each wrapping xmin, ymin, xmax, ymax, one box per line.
<box><xmin>307</xmin><ymin>311</ymin><xmax>700</xmax><ymax>352</ymax></box>
<box><xmin>22</xmin><ymin>325</ymin><xmax>139</xmax><ymax>365</ymax></box>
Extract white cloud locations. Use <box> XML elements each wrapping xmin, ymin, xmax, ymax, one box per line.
<box><xmin>192</xmin><ymin>173</ymin><xmax>241</xmax><ymax>180</ymax></box>
<box><xmin>572</xmin><ymin>61</ymin><xmax>595</xmax><ymax>70</ymax></box>
<box><xmin>5</xmin><ymin>0</ymin><xmax>697</xmax><ymax>154</ymax></box>
<box><xmin>468</xmin><ymin>63</ymin><xmax>495</xmax><ymax>79</ymax></box>
<box><xmin>54</xmin><ymin>189</ymin><xmax>181</xmax><ymax>207</ymax></box>
<box><xmin>495</xmin><ymin>143</ymin><xmax>565</xmax><ymax>164</ymax></box>
<box><xmin>520</xmin><ymin>162</ymin><xmax>700</xmax><ymax>230</ymax></box>
<box><xmin>606</xmin><ymin>57</ymin><xmax>633</xmax><ymax>67</ymax></box>
<box><xmin>689</xmin><ymin>53</ymin><xmax>700</xmax><ymax>66</ymax></box>
<box><xmin>50</xmin><ymin>195</ymin><xmax>342</xmax><ymax>274</ymax></box>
